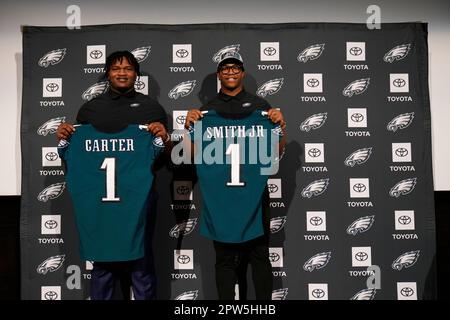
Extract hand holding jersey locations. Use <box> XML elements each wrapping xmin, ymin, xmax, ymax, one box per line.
<box><xmin>58</xmin><ymin>125</ymin><xmax>164</xmax><ymax>261</ymax></box>
<box><xmin>188</xmin><ymin>110</ymin><xmax>283</xmax><ymax>243</ymax></box>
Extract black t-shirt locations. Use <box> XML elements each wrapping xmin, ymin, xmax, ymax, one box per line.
<box><xmin>77</xmin><ymin>89</ymin><xmax>167</xmax><ymax>133</ymax></box>
<box><xmin>200</xmin><ymin>89</ymin><xmax>271</xmax><ymax>119</ymax></box>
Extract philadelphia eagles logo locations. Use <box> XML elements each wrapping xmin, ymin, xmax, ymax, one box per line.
<box><xmin>346</xmin><ymin>215</ymin><xmax>375</xmax><ymax>235</ymax></box>
<box><xmin>392</xmin><ymin>250</ymin><xmax>420</xmax><ymax>270</ymax></box>
<box><xmin>168</xmin><ymin>80</ymin><xmax>196</xmax><ymax>99</ymax></box>
<box><xmin>344</xmin><ymin>147</ymin><xmax>373</xmax><ymax>167</ymax></box>
<box><xmin>383</xmin><ymin>44</ymin><xmax>411</xmax><ymax>63</ymax></box>
<box><xmin>256</xmin><ymin>78</ymin><xmax>284</xmax><ymax>98</ymax></box>
<box><xmin>271</xmin><ymin>126</ymin><xmax>284</xmax><ymax>136</ymax></box>
<box><xmin>212</xmin><ymin>44</ymin><xmax>240</xmax><ymax>63</ymax></box>
<box><xmin>389</xmin><ymin>178</ymin><xmax>417</xmax><ymax>197</ymax></box>
<box><xmin>153</xmin><ymin>137</ymin><xmax>164</xmax><ymax>148</ymax></box>
<box><xmin>82</xmin><ymin>81</ymin><xmax>109</xmax><ymax>101</ymax></box>
<box><xmin>169</xmin><ymin>218</ymin><xmax>198</xmax><ymax>238</ymax></box>
<box><xmin>57</xmin><ymin>139</ymin><xmax>70</xmax><ymax>159</ymax></box>
<box><xmin>175</xmin><ymin>290</ymin><xmax>198</xmax><ymax>300</ymax></box>
<box><xmin>131</xmin><ymin>46</ymin><xmax>151</xmax><ymax>63</ymax></box>
<box><xmin>38</xmin><ymin>48</ymin><xmax>67</xmax><ymax>67</ymax></box>
<box><xmin>300</xmin><ymin>113</ymin><xmax>328</xmax><ymax>132</ymax></box>
<box><xmin>37</xmin><ymin>117</ymin><xmax>66</xmax><ymax>136</ymax></box>
<box><xmin>271</xmin><ymin>288</ymin><xmax>288</xmax><ymax>300</ymax></box>
<box><xmin>57</xmin><ymin>139</ymin><xmax>69</xmax><ymax>149</ymax></box>
<box><xmin>342</xmin><ymin>78</ymin><xmax>370</xmax><ymax>97</ymax></box>
<box><xmin>37</xmin><ymin>182</ymin><xmax>66</xmax><ymax>202</ymax></box>
<box><xmin>36</xmin><ymin>255</ymin><xmax>65</xmax><ymax>274</ymax></box>
<box><xmin>301</xmin><ymin>178</ymin><xmax>329</xmax><ymax>198</ymax></box>
<box><xmin>270</xmin><ymin>216</ymin><xmax>287</xmax><ymax>233</ymax></box>
<box><xmin>303</xmin><ymin>252</ymin><xmax>331</xmax><ymax>272</ymax></box>
<box><xmin>297</xmin><ymin>44</ymin><xmax>325</xmax><ymax>63</ymax></box>
<box><xmin>387</xmin><ymin>112</ymin><xmax>415</xmax><ymax>132</ymax></box>
<box><xmin>350</xmin><ymin>288</ymin><xmax>376</xmax><ymax>300</ymax></box>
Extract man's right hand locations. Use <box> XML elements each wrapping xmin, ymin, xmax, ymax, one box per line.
<box><xmin>184</xmin><ymin>109</ymin><xmax>203</xmax><ymax>129</ymax></box>
<box><xmin>56</xmin><ymin>123</ymin><xmax>75</xmax><ymax>141</ymax></box>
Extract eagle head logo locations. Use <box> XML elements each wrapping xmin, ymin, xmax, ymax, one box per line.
<box><xmin>168</xmin><ymin>80</ymin><xmax>196</xmax><ymax>99</ymax></box>
<box><xmin>342</xmin><ymin>78</ymin><xmax>370</xmax><ymax>97</ymax></box>
<box><xmin>297</xmin><ymin>44</ymin><xmax>325</xmax><ymax>63</ymax></box>
<box><xmin>256</xmin><ymin>78</ymin><xmax>284</xmax><ymax>98</ymax></box>
<box><xmin>38</xmin><ymin>49</ymin><xmax>67</xmax><ymax>67</ymax></box>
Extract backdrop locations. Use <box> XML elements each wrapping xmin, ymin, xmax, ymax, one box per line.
<box><xmin>20</xmin><ymin>22</ymin><xmax>436</xmax><ymax>300</ymax></box>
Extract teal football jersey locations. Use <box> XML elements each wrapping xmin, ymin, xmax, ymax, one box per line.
<box><xmin>58</xmin><ymin>125</ymin><xmax>164</xmax><ymax>261</ymax></box>
<box><xmin>190</xmin><ymin>110</ymin><xmax>282</xmax><ymax>243</ymax></box>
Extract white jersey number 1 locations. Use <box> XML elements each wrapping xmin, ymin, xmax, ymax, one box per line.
<box><xmin>226</xmin><ymin>144</ymin><xmax>245</xmax><ymax>187</ymax></box>
<box><xmin>100</xmin><ymin>158</ymin><xmax>120</xmax><ymax>201</ymax></box>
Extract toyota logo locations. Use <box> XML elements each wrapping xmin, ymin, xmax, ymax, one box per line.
<box><xmin>44</xmin><ymin>291</ymin><xmax>58</xmax><ymax>300</ymax></box>
<box><xmin>398</xmin><ymin>215</ymin><xmax>412</xmax><ymax>225</ymax></box>
<box><xmin>309</xmin><ymin>216</ymin><xmax>323</xmax><ymax>226</ymax></box>
<box><xmin>44</xmin><ymin>220</ymin><xmax>58</xmax><ymax>229</ymax></box>
<box><xmin>355</xmin><ymin>252</ymin><xmax>368</xmax><ymax>261</ymax></box>
<box><xmin>351</xmin><ymin>113</ymin><xmax>364</xmax><ymax>122</ymax></box>
<box><xmin>176</xmin><ymin>186</ymin><xmax>190</xmax><ymax>195</ymax></box>
<box><xmin>393</xmin><ymin>78</ymin><xmax>406</xmax><ymax>87</ymax></box>
<box><xmin>45</xmin><ymin>152</ymin><xmax>58</xmax><ymax>161</ymax></box>
<box><xmin>46</xmin><ymin>83</ymin><xmax>59</xmax><ymax>92</ymax></box>
<box><xmin>353</xmin><ymin>183</ymin><xmax>366</xmax><ymax>193</ymax></box>
<box><xmin>177</xmin><ymin>255</ymin><xmax>190</xmax><ymax>264</ymax></box>
<box><xmin>263</xmin><ymin>47</ymin><xmax>277</xmax><ymax>56</ymax></box>
<box><xmin>307</xmin><ymin>78</ymin><xmax>320</xmax><ymax>88</ymax></box>
<box><xmin>90</xmin><ymin>50</ymin><xmax>103</xmax><ymax>59</ymax></box>
<box><xmin>308</xmin><ymin>148</ymin><xmax>321</xmax><ymax>158</ymax></box>
<box><xmin>134</xmin><ymin>81</ymin><xmax>145</xmax><ymax>90</ymax></box>
<box><xmin>176</xmin><ymin>49</ymin><xmax>189</xmax><ymax>58</ymax></box>
<box><xmin>267</xmin><ymin>184</ymin><xmax>279</xmax><ymax>193</ymax></box>
<box><xmin>400</xmin><ymin>287</ymin><xmax>414</xmax><ymax>297</ymax></box>
<box><xmin>176</xmin><ymin>115</ymin><xmax>187</xmax><ymax>125</ymax></box>
<box><xmin>349</xmin><ymin>47</ymin><xmax>363</xmax><ymax>56</ymax></box>
<box><xmin>269</xmin><ymin>252</ymin><xmax>280</xmax><ymax>262</ymax></box>
<box><xmin>395</xmin><ymin>148</ymin><xmax>408</xmax><ymax>157</ymax></box>
<box><xmin>312</xmin><ymin>289</ymin><xmax>325</xmax><ymax>298</ymax></box>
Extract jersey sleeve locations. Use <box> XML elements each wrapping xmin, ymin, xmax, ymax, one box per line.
<box><xmin>57</xmin><ymin>138</ymin><xmax>70</xmax><ymax>160</ymax></box>
<box><xmin>151</xmin><ymin>135</ymin><xmax>165</xmax><ymax>159</ymax></box>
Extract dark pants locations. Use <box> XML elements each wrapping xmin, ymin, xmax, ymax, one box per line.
<box><xmin>213</xmin><ymin>235</ymin><xmax>273</xmax><ymax>300</ymax></box>
<box><xmin>90</xmin><ymin>258</ymin><xmax>156</xmax><ymax>300</ymax></box>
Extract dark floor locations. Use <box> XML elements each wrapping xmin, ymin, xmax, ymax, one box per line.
<box><xmin>1</xmin><ymin>192</ymin><xmax>449</xmax><ymax>300</ymax></box>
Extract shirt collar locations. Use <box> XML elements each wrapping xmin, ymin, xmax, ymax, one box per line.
<box><xmin>108</xmin><ymin>87</ymin><xmax>137</xmax><ymax>99</ymax></box>
<box><xmin>218</xmin><ymin>89</ymin><xmax>246</xmax><ymax>102</ymax></box>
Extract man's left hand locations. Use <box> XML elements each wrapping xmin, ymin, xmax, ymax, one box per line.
<box><xmin>147</xmin><ymin>122</ymin><xmax>169</xmax><ymax>143</ymax></box>
<box><xmin>267</xmin><ymin>108</ymin><xmax>286</xmax><ymax>130</ymax></box>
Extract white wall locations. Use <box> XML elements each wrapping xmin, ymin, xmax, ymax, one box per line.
<box><xmin>1</xmin><ymin>0</ymin><xmax>449</xmax><ymax>194</ymax></box>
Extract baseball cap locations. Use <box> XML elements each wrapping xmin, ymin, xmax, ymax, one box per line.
<box><xmin>217</xmin><ymin>51</ymin><xmax>244</xmax><ymax>69</ymax></box>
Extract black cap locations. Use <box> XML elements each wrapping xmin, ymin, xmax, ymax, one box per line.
<box><xmin>217</xmin><ymin>51</ymin><xmax>244</xmax><ymax>69</ymax></box>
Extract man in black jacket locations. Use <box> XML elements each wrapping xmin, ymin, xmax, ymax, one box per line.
<box><xmin>57</xmin><ymin>50</ymin><xmax>170</xmax><ymax>300</ymax></box>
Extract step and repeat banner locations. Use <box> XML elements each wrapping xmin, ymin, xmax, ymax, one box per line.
<box><xmin>21</xmin><ymin>23</ymin><xmax>436</xmax><ymax>300</ymax></box>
